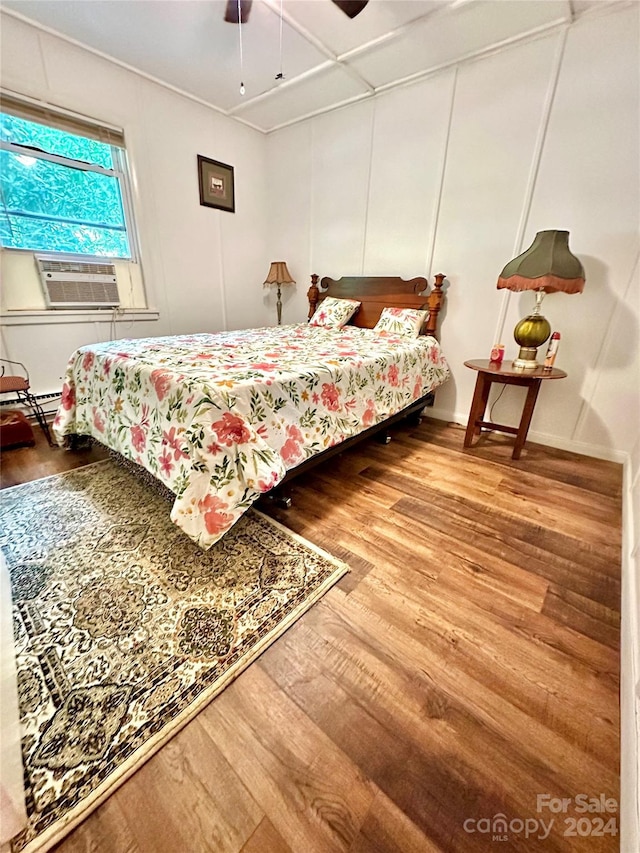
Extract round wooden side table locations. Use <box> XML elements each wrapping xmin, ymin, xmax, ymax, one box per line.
<box><xmin>463</xmin><ymin>359</ymin><xmax>567</xmax><ymax>460</ymax></box>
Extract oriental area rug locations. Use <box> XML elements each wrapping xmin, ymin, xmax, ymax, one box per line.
<box><xmin>0</xmin><ymin>460</ymin><xmax>348</xmax><ymax>853</ymax></box>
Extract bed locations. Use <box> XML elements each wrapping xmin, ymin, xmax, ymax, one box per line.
<box><xmin>53</xmin><ymin>274</ymin><xmax>450</xmax><ymax>548</ymax></box>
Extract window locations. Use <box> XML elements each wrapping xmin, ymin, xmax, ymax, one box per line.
<box><xmin>0</xmin><ymin>95</ymin><xmax>136</xmax><ymax>259</ymax></box>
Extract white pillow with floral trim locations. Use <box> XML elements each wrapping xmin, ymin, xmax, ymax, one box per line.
<box><xmin>309</xmin><ymin>297</ymin><xmax>361</xmax><ymax>328</ymax></box>
<box><xmin>373</xmin><ymin>307</ymin><xmax>428</xmax><ymax>338</ymax></box>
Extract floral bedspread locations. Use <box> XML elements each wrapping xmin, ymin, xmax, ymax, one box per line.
<box><xmin>53</xmin><ymin>324</ymin><xmax>450</xmax><ymax>548</ymax></box>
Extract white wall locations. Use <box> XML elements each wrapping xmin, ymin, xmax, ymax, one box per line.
<box><xmin>0</xmin><ymin>13</ymin><xmax>271</xmax><ymax>395</ymax></box>
<box><xmin>267</xmin><ymin>4</ymin><xmax>640</xmax><ymax>462</ymax></box>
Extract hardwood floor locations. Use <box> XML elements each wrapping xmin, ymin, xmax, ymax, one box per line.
<box><xmin>1</xmin><ymin>419</ymin><xmax>622</xmax><ymax>852</ymax></box>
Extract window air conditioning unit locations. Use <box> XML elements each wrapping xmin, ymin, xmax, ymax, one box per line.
<box><xmin>35</xmin><ymin>254</ymin><xmax>120</xmax><ymax>309</ymax></box>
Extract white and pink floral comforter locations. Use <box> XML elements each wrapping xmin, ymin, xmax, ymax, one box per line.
<box><xmin>54</xmin><ymin>324</ymin><xmax>450</xmax><ymax>548</ymax></box>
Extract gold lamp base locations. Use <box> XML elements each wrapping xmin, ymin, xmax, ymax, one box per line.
<box><xmin>512</xmin><ymin>347</ymin><xmax>541</xmax><ymax>370</ymax></box>
<box><xmin>512</xmin><ymin>292</ymin><xmax>551</xmax><ymax>370</ymax></box>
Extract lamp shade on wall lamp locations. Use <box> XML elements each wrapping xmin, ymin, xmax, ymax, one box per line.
<box><xmin>263</xmin><ymin>261</ymin><xmax>295</xmax><ymax>325</ymax></box>
<box><xmin>497</xmin><ymin>230</ymin><xmax>585</xmax><ymax>369</ymax></box>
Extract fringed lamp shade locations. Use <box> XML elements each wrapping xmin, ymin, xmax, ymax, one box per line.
<box><xmin>497</xmin><ymin>231</ymin><xmax>585</xmax><ymax>369</ymax></box>
<box><xmin>264</xmin><ymin>262</ymin><xmax>295</xmax><ymax>325</ymax></box>
<box><xmin>497</xmin><ymin>230</ymin><xmax>585</xmax><ymax>294</ymax></box>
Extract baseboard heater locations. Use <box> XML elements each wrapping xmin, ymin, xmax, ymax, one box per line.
<box><xmin>0</xmin><ymin>391</ymin><xmax>61</xmax><ymax>419</ymax></box>
<box><xmin>36</xmin><ymin>255</ymin><xmax>120</xmax><ymax>309</ymax></box>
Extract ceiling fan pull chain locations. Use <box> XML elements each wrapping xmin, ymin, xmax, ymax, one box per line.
<box><xmin>275</xmin><ymin>0</ymin><xmax>284</xmax><ymax>81</ymax></box>
<box><xmin>238</xmin><ymin>0</ymin><xmax>245</xmax><ymax>94</ymax></box>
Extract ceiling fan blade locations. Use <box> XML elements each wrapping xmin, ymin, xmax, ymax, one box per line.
<box><xmin>224</xmin><ymin>0</ymin><xmax>253</xmax><ymax>24</ymax></box>
<box><xmin>331</xmin><ymin>0</ymin><xmax>369</xmax><ymax>18</ymax></box>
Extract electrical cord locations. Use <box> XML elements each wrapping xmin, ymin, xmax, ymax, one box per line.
<box><xmin>110</xmin><ymin>306</ymin><xmax>118</xmax><ymax>341</ymax></box>
<box><xmin>488</xmin><ymin>385</ymin><xmax>506</xmax><ymax>424</ymax></box>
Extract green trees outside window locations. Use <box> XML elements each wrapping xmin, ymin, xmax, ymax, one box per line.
<box><xmin>0</xmin><ymin>113</ymin><xmax>133</xmax><ymax>258</ymax></box>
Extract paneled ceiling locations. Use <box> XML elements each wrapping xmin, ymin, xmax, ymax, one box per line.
<box><xmin>0</xmin><ymin>0</ymin><xmax>627</xmax><ymax>132</ymax></box>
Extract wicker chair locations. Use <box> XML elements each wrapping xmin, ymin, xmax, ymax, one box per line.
<box><xmin>0</xmin><ymin>359</ymin><xmax>53</xmax><ymax>445</ymax></box>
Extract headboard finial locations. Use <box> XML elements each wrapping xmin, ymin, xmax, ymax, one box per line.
<box><xmin>425</xmin><ymin>273</ymin><xmax>446</xmax><ymax>338</ymax></box>
<box><xmin>307</xmin><ymin>274</ymin><xmax>320</xmax><ymax>319</ymax></box>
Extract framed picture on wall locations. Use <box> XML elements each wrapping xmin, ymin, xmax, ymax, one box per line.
<box><xmin>197</xmin><ymin>155</ymin><xmax>235</xmax><ymax>212</ymax></box>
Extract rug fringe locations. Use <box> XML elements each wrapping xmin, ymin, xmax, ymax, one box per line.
<box><xmin>252</xmin><ymin>509</ymin><xmax>351</xmax><ymax>571</ymax></box>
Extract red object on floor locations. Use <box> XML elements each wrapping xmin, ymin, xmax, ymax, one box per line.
<box><xmin>0</xmin><ymin>409</ymin><xmax>35</xmax><ymax>449</ymax></box>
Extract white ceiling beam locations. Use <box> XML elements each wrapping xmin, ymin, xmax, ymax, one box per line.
<box><xmin>336</xmin><ymin>0</ymin><xmax>474</xmax><ymax>62</ymax></box>
<box><xmin>373</xmin><ymin>17</ymin><xmax>572</xmax><ymax>96</ymax></box>
<box><xmin>260</xmin><ymin>0</ymin><xmax>375</xmax><ymax>92</ymax></box>
<box><xmin>228</xmin><ymin>59</ymin><xmax>337</xmax><ymax>115</ymax></box>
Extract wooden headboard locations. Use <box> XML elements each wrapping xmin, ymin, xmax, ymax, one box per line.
<box><xmin>307</xmin><ymin>274</ymin><xmax>446</xmax><ymax>339</ymax></box>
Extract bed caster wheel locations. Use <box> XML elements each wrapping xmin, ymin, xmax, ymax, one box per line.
<box><xmin>69</xmin><ymin>434</ymin><xmax>92</xmax><ymax>450</ymax></box>
<box><xmin>377</xmin><ymin>431</ymin><xmax>392</xmax><ymax>445</ymax></box>
<box><xmin>262</xmin><ymin>490</ymin><xmax>292</xmax><ymax>510</ymax></box>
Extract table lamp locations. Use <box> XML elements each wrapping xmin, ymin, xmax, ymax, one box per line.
<box><xmin>263</xmin><ymin>262</ymin><xmax>295</xmax><ymax>325</ymax></box>
<box><xmin>497</xmin><ymin>230</ymin><xmax>585</xmax><ymax>370</ymax></box>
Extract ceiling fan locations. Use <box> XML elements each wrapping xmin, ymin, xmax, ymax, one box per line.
<box><xmin>224</xmin><ymin>0</ymin><xmax>369</xmax><ymax>23</ymax></box>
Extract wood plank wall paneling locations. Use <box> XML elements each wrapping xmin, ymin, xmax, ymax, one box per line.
<box><xmin>0</xmin><ymin>418</ymin><xmax>622</xmax><ymax>852</ymax></box>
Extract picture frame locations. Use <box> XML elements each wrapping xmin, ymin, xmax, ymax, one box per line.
<box><xmin>197</xmin><ymin>155</ymin><xmax>235</xmax><ymax>213</ymax></box>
